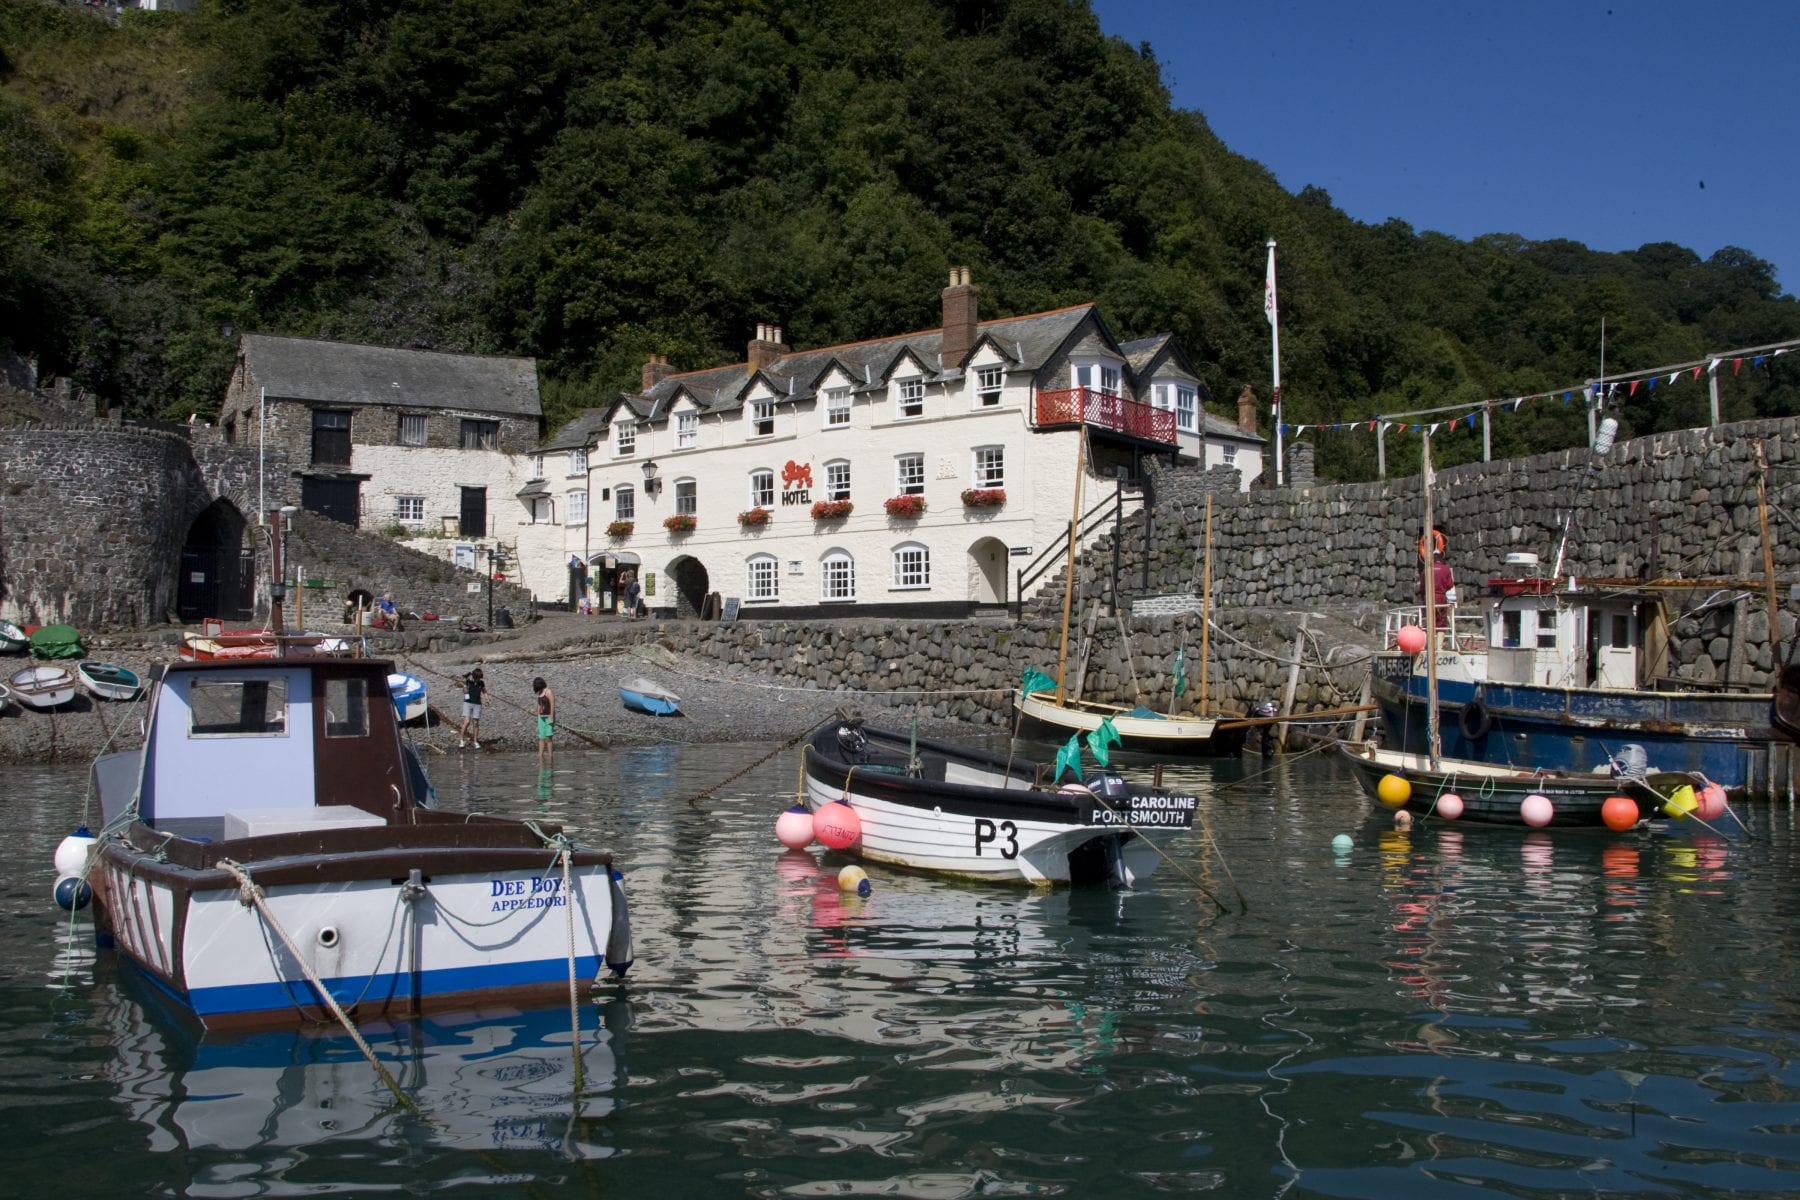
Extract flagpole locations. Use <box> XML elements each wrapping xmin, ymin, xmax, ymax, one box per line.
<box><xmin>1266</xmin><ymin>239</ymin><xmax>1282</xmax><ymax>487</ymax></box>
<box><xmin>1053</xmin><ymin>428</ymin><xmax>1087</xmax><ymax>709</ymax></box>
<box><xmin>1199</xmin><ymin>494</ymin><xmax>1213</xmax><ymax>717</ymax></box>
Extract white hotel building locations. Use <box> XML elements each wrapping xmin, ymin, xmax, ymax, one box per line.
<box><xmin>513</xmin><ymin>270</ymin><xmax>1264</xmax><ymax>617</ymax></box>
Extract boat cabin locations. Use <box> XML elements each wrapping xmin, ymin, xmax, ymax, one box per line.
<box><xmin>1478</xmin><ymin>554</ymin><xmax>1654</xmax><ymax>690</ymax></box>
<box><xmin>97</xmin><ymin>657</ymin><xmax>428</xmax><ymax>839</ymax></box>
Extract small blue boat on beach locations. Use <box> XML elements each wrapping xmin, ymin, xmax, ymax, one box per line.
<box><xmin>620</xmin><ymin>677</ymin><xmax>680</xmax><ymax>716</ymax></box>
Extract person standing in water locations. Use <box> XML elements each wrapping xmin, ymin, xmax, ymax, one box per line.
<box><xmin>533</xmin><ymin>676</ymin><xmax>555</xmax><ymax>765</ymax></box>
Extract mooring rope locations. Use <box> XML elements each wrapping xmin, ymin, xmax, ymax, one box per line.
<box><xmin>215</xmin><ymin>858</ymin><xmax>420</xmax><ymax>1115</ymax></box>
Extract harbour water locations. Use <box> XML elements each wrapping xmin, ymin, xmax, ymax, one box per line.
<box><xmin>6</xmin><ymin>738</ymin><xmax>1798</xmax><ymax>1198</ymax></box>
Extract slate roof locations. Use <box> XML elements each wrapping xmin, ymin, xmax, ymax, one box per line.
<box><xmin>631</xmin><ymin>304</ymin><xmax>1100</xmax><ymax>420</ymax></box>
<box><xmin>241</xmin><ymin>334</ymin><xmax>541</xmax><ymax>418</ymax></box>
<box><xmin>540</xmin><ymin>410</ymin><xmax>610</xmax><ymax>452</ymax></box>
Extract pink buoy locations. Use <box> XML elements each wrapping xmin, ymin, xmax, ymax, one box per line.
<box><xmin>1395</xmin><ymin>625</ymin><xmax>1426</xmax><ymax>654</ymax></box>
<box><xmin>1436</xmin><ymin>792</ymin><xmax>1464</xmax><ymax>820</ymax></box>
<box><xmin>814</xmin><ymin>800</ymin><xmax>862</xmax><ymax>851</ymax></box>
<box><xmin>1696</xmin><ymin>782</ymin><xmax>1728</xmax><ymax>822</ymax></box>
<box><xmin>1520</xmin><ymin>793</ymin><xmax>1554</xmax><ymax>828</ymax></box>
<box><xmin>775</xmin><ymin>804</ymin><xmax>815</xmax><ymax>850</ymax></box>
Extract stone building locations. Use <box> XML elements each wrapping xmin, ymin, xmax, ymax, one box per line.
<box><xmin>218</xmin><ymin>334</ymin><xmax>542</xmax><ymax>546</ymax></box>
<box><xmin>516</xmin><ymin>270</ymin><xmax>1265</xmax><ymax>618</ymax></box>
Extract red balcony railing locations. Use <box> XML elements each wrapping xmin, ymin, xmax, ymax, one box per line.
<box><xmin>1034</xmin><ymin>388</ymin><xmax>1177</xmax><ymax>445</ymax></box>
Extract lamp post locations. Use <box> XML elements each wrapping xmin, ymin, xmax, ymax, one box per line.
<box><xmin>268</xmin><ymin>505</ymin><xmax>298</xmax><ymax>643</ymax></box>
<box><xmin>641</xmin><ymin>458</ymin><xmax>659</xmax><ymax>496</ymax></box>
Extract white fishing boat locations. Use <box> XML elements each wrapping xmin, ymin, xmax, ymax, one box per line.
<box><xmin>802</xmin><ymin>713</ymin><xmax>1200</xmax><ymax>886</ymax></box>
<box><xmin>7</xmin><ymin>663</ymin><xmax>76</xmax><ymax>709</ymax></box>
<box><xmin>66</xmin><ymin>511</ymin><xmax>635</xmax><ymax>1029</ymax></box>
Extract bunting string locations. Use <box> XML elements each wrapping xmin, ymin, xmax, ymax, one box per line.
<box><xmin>1280</xmin><ymin>337</ymin><xmax>1797</xmax><ymax>440</ymax></box>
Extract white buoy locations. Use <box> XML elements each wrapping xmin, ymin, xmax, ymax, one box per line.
<box><xmin>1331</xmin><ymin>834</ymin><xmax>1354</xmax><ymax>854</ymax></box>
<box><xmin>54</xmin><ymin>825</ymin><xmax>96</xmax><ymax>877</ymax></box>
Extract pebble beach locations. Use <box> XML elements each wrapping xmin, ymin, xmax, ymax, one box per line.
<box><xmin>0</xmin><ymin>612</ymin><xmax>987</xmax><ymax>767</ymax></box>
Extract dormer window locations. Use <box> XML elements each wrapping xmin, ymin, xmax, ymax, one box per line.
<box><xmin>1176</xmin><ymin>386</ymin><xmax>1197</xmax><ymax>433</ymax></box>
<box><xmin>976</xmin><ymin>366</ymin><xmax>1003</xmax><ymax>407</ymax></box>
<box><xmin>825</xmin><ymin>387</ymin><xmax>851</xmax><ymax>428</ymax></box>
<box><xmin>676</xmin><ymin>411</ymin><xmax>697</xmax><ymax>449</ymax></box>
<box><xmin>751</xmin><ymin>399</ymin><xmax>775</xmax><ymax>438</ymax></box>
<box><xmin>614</xmin><ymin>421</ymin><xmax>636</xmax><ymax>457</ymax></box>
<box><xmin>898</xmin><ymin>378</ymin><xmax>924</xmax><ymax>419</ymax></box>
<box><xmin>1072</xmin><ymin>361</ymin><xmax>1122</xmax><ymax>397</ymax></box>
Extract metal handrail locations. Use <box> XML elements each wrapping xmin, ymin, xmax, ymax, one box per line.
<box><xmin>1012</xmin><ymin>490</ymin><xmax>1123</xmax><ymax>621</ymax></box>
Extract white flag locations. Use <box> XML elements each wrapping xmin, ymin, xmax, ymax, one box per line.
<box><xmin>1264</xmin><ymin>244</ymin><xmax>1278</xmax><ymax>326</ymax></box>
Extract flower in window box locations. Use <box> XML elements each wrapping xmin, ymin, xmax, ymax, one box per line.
<box><xmin>605</xmin><ymin>520</ymin><xmax>634</xmax><ymax>539</ymax></box>
<box><xmin>663</xmin><ymin>514</ymin><xmax>696</xmax><ymax>533</ymax></box>
<box><xmin>960</xmin><ymin>487</ymin><xmax>1006</xmax><ymax>508</ymax></box>
<box><xmin>883</xmin><ymin>494</ymin><xmax>927</xmax><ymax>519</ymax></box>
<box><xmin>738</xmin><ymin>506</ymin><xmax>771</xmax><ymax>527</ymax></box>
<box><xmin>810</xmin><ymin>499</ymin><xmax>854</xmax><ymax>520</ymax></box>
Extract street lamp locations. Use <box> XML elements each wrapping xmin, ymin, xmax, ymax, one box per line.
<box><xmin>641</xmin><ymin>459</ymin><xmax>660</xmax><ymax>496</ymax></box>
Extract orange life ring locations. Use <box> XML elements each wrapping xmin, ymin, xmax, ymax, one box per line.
<box><xmin>1418</xmin><ymin>530</ymin><xmax>1447</xmax><ymax>559</ymax></box>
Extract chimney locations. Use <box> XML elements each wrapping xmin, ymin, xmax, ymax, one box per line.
<box><xmin>641</xmin><ymin>353</ymin><xmax>674</xmax><ymax>392</ymax></box>
<box><xmin>940</xmin><ymin>266</ymin><xmax>977</xmax><ymax>371</ymax></box>
<box><xmin>1236</xmin><ymin>384</ymin><xmax>1258</xmax><ymax>435</ymax></box>
<box><xmin>747</xmin><ymin>322</ymin><xmax>785</xmax><ymax>373</ymax></box>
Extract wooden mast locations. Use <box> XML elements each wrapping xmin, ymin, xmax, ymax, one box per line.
<box><xmin>1053</xmin><ymin>429</ymin><xmax>1088</xmax><ymax>708</ymax></box>
<box><xmin>1199</xmin><ymin>494</ymin><xmax>1213</xmax><ymax>717</ymax></box>
<box><xmin>1421</xmin><ymin>430</ymin><xmax>1441</xmax><ymax>764</ymax></box>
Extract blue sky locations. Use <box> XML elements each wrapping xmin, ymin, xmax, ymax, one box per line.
<box><xmin>1090</xmin><ymin>1</ymin><xmax>1799</xmax><ymax>297</ymax></box>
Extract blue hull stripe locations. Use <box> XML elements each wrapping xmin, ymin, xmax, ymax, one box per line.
<box><xmin>181</xmin><ymin>956</ymin><xmax>603</xmax><ymax>1018</ymax></box>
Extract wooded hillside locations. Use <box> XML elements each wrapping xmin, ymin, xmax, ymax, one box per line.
<box><xmin>4</xmin><ymin>0</ymin><xmax>1796</xmax><ymax>480</ymax></box>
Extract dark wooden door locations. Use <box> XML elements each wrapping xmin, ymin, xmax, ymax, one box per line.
<box><xmin>301</xmin><ymin>477</ymin><xmax>361</xmax><ymax>525</ymax></box>
<box><xmin>460</xmin><ymin>487</ymin><xmax>487</xmax><ymax>538</ymax></box>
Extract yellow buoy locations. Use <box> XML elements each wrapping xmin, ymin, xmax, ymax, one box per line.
<box><xmin>1663</xmin><ymin>783</ymin><xmax>1698</xmax><ymax>819</ymax></box>
<box><xmin>1376</xmin><ymin>774</ymin><xmax>1411</xmax><ymax>808</ymax></box>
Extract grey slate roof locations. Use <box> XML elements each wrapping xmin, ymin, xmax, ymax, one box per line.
<box><xmin>242</xmin><ymin>334</ymin><xmax>541</xmax><ymax>418</ymax></box>
<box><xmin>632</xmin><ymin>304</ymin><xmax>1100</xmax><ymax>420</ymax></box>
<box><xmin>540</xmin><ymin>410</ymin><xmax>610</xmax><ymax>452</ymax></box>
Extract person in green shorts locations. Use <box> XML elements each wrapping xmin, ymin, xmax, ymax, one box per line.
<box><xmin>533</xmin><ymin>676</ymin><xmax>555</xmax><ymax>765</ymax></box>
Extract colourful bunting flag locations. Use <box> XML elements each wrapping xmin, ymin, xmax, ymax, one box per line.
<box><xmin>1021</xmin><ymin>666</ymin><xmax>1058</xmax><ymax>697</ymax></box>
<box><xmin>1054</xmin><ymin>734</ymin><xmax>1083</xmax><ymax>782</ymax></box>
<box><xmin>1085</xmin><ymin>718</ymin><xmax>1120</xmax><ymax>768</ymax></box>
<box><xmin>1172</xmin><ymin>646</ymin><xmax>1187</xmax><ymax>698</ymax></box>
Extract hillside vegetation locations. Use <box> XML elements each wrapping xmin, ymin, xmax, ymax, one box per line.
<box><xmin>3</xmin><ymin>0</ymin><xmax>1796</xmax><ymax>480</ymax></box>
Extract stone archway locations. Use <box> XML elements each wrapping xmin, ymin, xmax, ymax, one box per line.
<box><xmin>967</xmin><ymin>536</ymin><xmax>1010</xmax><ymax>606</ymax></box>
<box><xmin>178</xmin><ymin>499</ymin><xmax>254</xmax><ymax>622</ymax></box>
<box><xmin>664</xmin><ymin>554</ymin><xmax>711</xmax><ymax>619</ymax></box>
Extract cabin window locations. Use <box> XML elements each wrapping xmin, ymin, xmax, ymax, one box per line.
<box><xmin>1611</xmin><ymin>613</ymin><xmax>1631</xmax><ymax>649</ymax></box>
<box><xmin>1500</xmin><ymin>610</ymin><xmax>1522</xmax><ymax>648</ymax></box>
<box><xmin>324</xmin><ymin>677</ymin><xmax>371</xmax><ymax>739</ymax></box>
<box><xmin>189</xmin><ymin>678</ymin><xmax>288</xmax><ymax>737</ymax></box>
<box><xmin>1536</xmin><ymin>611</ymin><xmax>1557</xmax><ymax>649</ymax></box>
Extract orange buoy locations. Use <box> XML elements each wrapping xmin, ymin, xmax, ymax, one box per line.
<box><xmin>1600</xmin><ymin>795</ymin><xmax>1638</xmax><ymax>832</ymax></box>
<box><xmin>815</xmin><ymin>800</ymin><xmax>862</xmax><ymax>850</ymax></box>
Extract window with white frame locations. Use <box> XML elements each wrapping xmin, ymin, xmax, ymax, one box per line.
<box><xmin>1221</xmin><ymin>443</ymin><xmax>1237</xmax><ymax>465</ymax></box>
<box><xmin>676</xmin><ymin>411</ymin><xmax>697</xmax><ymax>449</ymax></box>
<box><xmin>751</xmin><ymin>399</ymin><xmax>775</xmax><ymax>438</ymax></box>
<box><xmin>976</xmin><ymin>366</ymin><xmax>1004</xmax><ymax>407</ymax></box>
<box><xmin>529</xmin><ymin>453</ymin><xmax>544</xmax><ymax>480</ymax></box>
<box><xmin>1176</xmin><ymin>386</ymin><xmax>1198</xmax><ymax>433</ymax></box>
<box><xmin>747</xmin><ymin>555</ymin><xmax>779</xmax><ymax>601</ymax></box>
<box><xmin>568</xmin><ymin>448</ymin><xmax>587</xmax><ymax>475</ymax></box>
<box><xmin>1073</xmin><ymin>361</ymin><xmax>1122</xmax><ymax>395</ymax></box>
<box><xmin>395</xmin><ymin>495</ymin><xmax>426</xmax><ymax>524</ymax></box>
<box><xmin>675</xmin><ymin>478</ymin><xmax>697</xmax><ymax>516</ymax></box>
<box><xmin>567</xmin><ymin>490</ymin><xmax>587</xmax><ymax>525</ymax></box>
<box><xmin>825</xmin><ymin>387</ymin><xmax>851</xmax><ymax>428</ymax></box>
<box><xmin>614</xmin><ymin>422</ymin><xmax>636</xmax><ymax>457</ymax></box>
<box><xmin>972</xmin><ymin>445</ymin><xmax>1005</xmax><ymax>489</ymax></box>
<box><xmin>822</xmin><ymin>551</ymin><xmax>856</xmax><ymax>601</ymax></box>
<box><xmin>749</xmin><ymin>469</ymin><xmax>774</xmax><ymax>508</ymax></box>
<box><xmin>398</xmin><ymin>414</ymin><xmax>427</xmax><ymax>446</ymax></box>
<box><xmin>825</xmin><ymin>460</ymin><xmax>851</xmax><ymax>501</ymax></box>
<box><xmin>615</xmin><ymin>485</ymin><xmax>635</xmax><ymax>521</ymax></box>
<box><xmin>897</xmin><ymin>377</ymin><xmax>924</xmax><ymax>418</ymax></box>
<box><xmin>892</xmin><ymin>543</ymin><xmax>929</xmax><ymax>589</ymax></box>
<box><xmin>896</xmin><ymin>453</ymin><xmax>924</xmax><ymax>495</ymax></box>
<box><xmin>1101</xmin><ymin>364</ymin><xmax>1120</xmax><ymax>395</ymax></box>
<box><xmin>1151</xmin><ymin>383</ymin><xmax>1174</xmax><ymax>413</ymax></box>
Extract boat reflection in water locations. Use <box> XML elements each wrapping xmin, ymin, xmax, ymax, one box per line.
<box><xmin>104</xmin><ymin>981</ymin><xmax>630</xmax><ymax>1164</ymax></box>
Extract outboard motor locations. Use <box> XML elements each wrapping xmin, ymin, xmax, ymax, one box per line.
<box><xmin>835</xmin><ymin>710</ymin><xmax>868</xmax><ymax>761</ymax></box>
<box><xmin>1252</xmin><ymin>699</ymin><xmax>1280</xmax><ymax>757</ymax></box>
<box><xmin>1082</xmin><ymin>771</ymin><xmax>1133</xmax><ymax>802</ymax></box>
<box><xmin>1611</xmin><ymin>743</ymin><xmax>1649</xmax><ymax>781</ymax></box>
